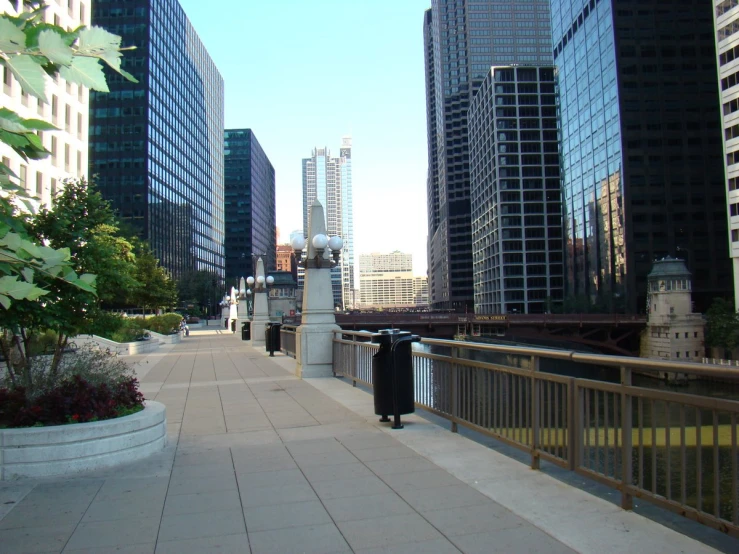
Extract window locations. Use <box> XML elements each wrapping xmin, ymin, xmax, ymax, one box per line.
<box><xmin>64</xmin><ymin>144</ymin><xmax>70</xmax><ymax>171</ymax></box>
<box><xmin>35</xmin><ymin>171</ymin><xmax>42</xmax><ymax>195</ymax></box>
<box><xmin>19</xmin><ymin>165</ymin><xmax>27</xmax><ymax>191</ymax></box>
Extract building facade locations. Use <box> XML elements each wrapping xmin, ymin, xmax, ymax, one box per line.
<box><xmin>1</xmin><ymin>0</ymin><xmax>90</xmax><ymax>207</ymax></box>
<box><xmin>414</xmin><ymin>276</ymin><xmax>430</xmax><ymax>308</ymax></box>
<box><xmin>714</xmin><ymin>0</ymin><xmax>739</xmax><ymax>310</ymax></box>
<box><xmin>224</xmin><ymin>129</ymin><xmax>275</xmax><ymax>284</ymax></box>
<box><xmin>423</xmin><ymin>0</ymin><xmax>553</xmax><ymax>311</ymax></box>
<box><xmin>359</xmin><ymin>252</ymin><xmax>415</xmax><ymax>309</ymax></box>
<box><xmin>550</xmin><ymin>0</ymin><xmax>731</xmax><ymax>313</ymax></box>
<box><xmin>89</xmin><ymin>0</ymin><xmax>224</xmax><ymax>282</ymax></box>
<box><xmin>301</xmin><ymin>138</ymin><xmax>354</xmax><ymax>309</ymax></box>
<box><xmin>469</xmin><ymin>66</ymin><xmax>564</xmax><ymax>314</ymax></box>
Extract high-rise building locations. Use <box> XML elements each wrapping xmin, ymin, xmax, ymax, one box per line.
<box><xmin>89</xmin><ymin>0</ymin><xmax>224</xmax><ymax>281</ymax></box>
<box><xmin>414</xmin><ymin>277</ymin><xmax>430</xmax><ymax>308</ymax></box>
<box><xmin>551</xmin><ymin>0</ymin><xmax>731</xmax><ymax>313</ymax></box>
<box><xmin>276</xmin><ymin>245</ymin><xmax>293</xmax><ymax>273</ymax></box>
<box><xmin>714</xmin><ymin>1</ymin><xmax>739</xmax><ymax>309</ymax></box>
<box><xmin>469</xmin><ymin>66</ymin><xmax>564</xmax><ymax>314</ymax></box>
<box><xmin>423</xmin><ymin>1</ymin><xmax>553</xmax><ymax>311</ymax></box>
<box><xmin>224</xmin><ymin>129</ymin><xmax>276</xmax><ymax>284</ymax></box>
<box><xmin>301</xmin><ymin>138</ymin><xmax>354</xmax><ymax>309</ymax></box>
<box><xmin>359</xmin><ymin>252</ymin><xmax>415</xmax><ymax>309</ymax></box>
<box><xmin>1</xmin><ymin>0</ymin><xmax>90</xmax><ymax>207</ymax></box>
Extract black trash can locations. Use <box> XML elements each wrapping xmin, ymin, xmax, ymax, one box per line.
<box><xmin>224</xmin><ymin>318</ymin><xmax>228</xmax><ymax>329</ymax></box>
<box><xmin>265</xmin><ymin>323</ymin><xmax>273</xmax><ymax>352</ymax></box>
<box><xmin>241</xmin><ymin>322</ymin><xmax>250</xmax><ymax>341</ymax></box>
<box><xmin>231</xmin><ymin>319</ymin><xmax>236</xmax><ymax>333</ymax></box>
<box><xmin>269</xmin><ymin>323</ymin><xmax>281</xmax><ymax>356</ymax></box>
<box><xmin>371</xmin><ymin>329</ymin><xmax>420</xmax><ymax>429</ymax></box>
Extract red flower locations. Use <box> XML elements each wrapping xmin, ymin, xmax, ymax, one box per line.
<box><xmin>71</xmin><ymin>414</ymin><xmax>80</xmax><ymax>421</ymax></box>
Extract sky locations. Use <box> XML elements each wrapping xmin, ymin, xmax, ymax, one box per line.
<box><xmin>176</xmin><ymin>0</ymin><xmax>432</xmax><ymax>277</ymax></box>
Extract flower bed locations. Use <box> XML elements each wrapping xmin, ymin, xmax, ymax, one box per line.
<box><xmin>0</xmin><ymin>401</ymin><xmax>166</xmax><ymax>480</ymax></box>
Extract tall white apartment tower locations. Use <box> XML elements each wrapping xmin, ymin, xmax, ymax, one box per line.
<box><xmin>301</xmin><ymin>137</ymin><xmax>354</xmax><ymax>309</ymax></box>
<box><xmin>714</xmin><ymin>1</ymin><xmax>739</xmax><ymax>309</ymax></box>
<box><xmin>0</xmin><ymin>0</ymin><xmax>90</xmax><ymax>207</ymax></box>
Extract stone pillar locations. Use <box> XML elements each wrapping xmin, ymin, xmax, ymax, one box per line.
<box><xmin>228</xmin><ymin>287</ymin><xmax>239</xmax><ymax>333</ymax></box>
<box><xmin>237</xmin><ymin>277</ymin><xmax>250</xmax><ymax>331</ymax></box>
<box><xmin>296</xmin><ymin>200</ymin><xmax>340</xmax><ymax>378</ymax></box>
<box><xmin>250</xmin><ymin>258</ymin><xmax>270</xmax><ymax>348</ymax></box>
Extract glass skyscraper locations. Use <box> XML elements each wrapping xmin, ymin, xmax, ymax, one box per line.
<box><xmin>89</xmin><ymin>0</ymin><xmax>225</xmax><ymax>281</ymax></box>
<box><xmin>423</xmin><ymin>0</ymin><xmax>553</xmax><ymax>311</ymax></box>
<box><xmin>551</xmin><ymin>0</ymin><xmax>731</xmax><ymax>313</ymax></box>
<box><xmin>301</xmin><ymin>139</ymin><xmax>354</xmax><ymax>309</ymax></box>
<box><xmin>224</xmin><ymin>129</ymin><xmax>276</xmax><ymax>284</ymax></box>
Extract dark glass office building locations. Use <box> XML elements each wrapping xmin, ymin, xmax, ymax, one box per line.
<box><xmin>469</xmin><ymin>66</ymin><xmax>564</xmax><ymax>314</ymax></box>
<box><xmin>550</xmin><ymin>0</ymin><xmax>731</xmax><ymax>313</ymax></box>
<box><xmin>89</xmin><ymin>0</ymin><xmax>225</xmax><ymax>281</ymax></box>
<box><xmin>423</xmin><ymin>0</ymin><xmax>553</xmax><ymax>311</ymax></box>
<box><xmin>224</xmin><ymin>129</ymin><xmax>276</xmax><ymax>285</ymax></box>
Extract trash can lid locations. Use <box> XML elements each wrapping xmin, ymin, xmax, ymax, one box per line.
<box><xmin>371</xmin><ymin>329</ymin><xmax>411</xmax><ymax>344</ymax></box>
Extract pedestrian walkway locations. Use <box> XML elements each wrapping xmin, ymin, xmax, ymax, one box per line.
<box><xmin>0</xmin><ymin>330</ymin><xmax>726</xmax><ymax>553</ymax></box>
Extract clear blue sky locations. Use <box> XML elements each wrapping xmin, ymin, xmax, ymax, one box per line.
<box><xmin>177</xmin><ymin>0</ymin><xmax>431</xmax><ymax>277</ymax></box>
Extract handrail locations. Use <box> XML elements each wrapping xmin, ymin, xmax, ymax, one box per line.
<box><xmin>332</xmin><ymin>329</ymin><xmax>739</xmax><ymax>537</ymax></box>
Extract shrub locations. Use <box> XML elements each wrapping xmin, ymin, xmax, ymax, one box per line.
<box><xmin>0</xmin><ymin>375</ymin><xmax>144</xmax><ymax>428</ymax></box>
<box><xmin>143</xmin><ymin>313</ymin><xmax>183</xmax><ymax>335</ymax></box>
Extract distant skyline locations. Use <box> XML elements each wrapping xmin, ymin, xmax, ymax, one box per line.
<box><xmin>176</xmin><ymin>0</ymin><xmax>431</xmax><ymax>276</ymax></box>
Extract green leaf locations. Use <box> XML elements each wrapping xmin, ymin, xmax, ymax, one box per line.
<box><xmin>0</xmin><ymin>17</ymin><xmax>26</xmax><ymax>52</ymax></box>
<box><xmin>20</xmin><ymin>118</ymin><xmax>57</xmax><ymax>131</ymax></box>
<box><xmin>0</xmin><ymin>108</ymin><xmax>26</xmax><ymax>133</ymax></box>
<box><xmin>0</xmin><ymin>275</ymin><xmax>35</xmax><ymax>299</ymax></box>
<box><xmin>5</xmin><ymin>55</ymin><xmax>48</xmax><ymax>102</ymax></box>
<box><xmin>37</xmin><ymin>29</ymin><xmax>73</xmax><ymax>66</ymax></box>
<box><xmin>77</xmin><ymin>26</ymin><xmax>122</xmax><ymax>54</ymax></box>
<box><xmin>0</xmin><ymin>232</ymin><xmax>22</xmax><ymax>251</ymax></box>
<box><xmin>117</xmin><ymin>67</ymin><xmax>139</xmax><ymax>84</ymax></box>
<box><xmin>21</xmin><ymin>267</ymin><xmax>34</xmax><ymax>282</ymax></box>
<box><xmin>0</xmin><ymin>293</ymin><xmax>10</xmax><ymax>309</ymax></box>
<box><xmin>0</xmin><ymin>129</ymin><xmax>32</xmax><ymax>148</ymax></box>
<box><xmin>59</xmin><ymin>57</ymin><xmax>108</xmax><ymax>92</ymax></box>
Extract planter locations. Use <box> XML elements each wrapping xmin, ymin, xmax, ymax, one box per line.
<box><xmin>0</xmin><ymin>401</ymin><xmax>166</xmax><ymax>480</ymax></box>
<box><xmin>72</xmin><ymin>333</ymin><xmax>181</xmax><ymax>356</ymax></box>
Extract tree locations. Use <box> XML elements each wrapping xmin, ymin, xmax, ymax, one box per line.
<box><xmin>130</xmin><ymin>243</ymin><xmax>178</xmax><ymax>315</ymax></box>
<box><xmin>704</xmin><ymin>298</ymin><xmax>739</xmax><ymax>351</ymax></box>
<box><xmin>177</xmin><ymin>269</ymin><xmax>220</xmax><ymax>314</ymax></box>
<box><xmin>0</xmin><ymin>2</ymin><xmax>135</xmax><ymax>390</ymax></box>
<box><xmin>0</xmin><ymin>2</ymin><xmax>136</xmax><ymax>306</ymax></box>
<box><xmin>1</xmin><ymin>179</ymin><xmax>139</xmax><ymax>383</ymax></box>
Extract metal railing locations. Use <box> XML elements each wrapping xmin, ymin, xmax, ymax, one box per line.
<box><xmin>280</xmin><ymin>325</ymin><xmax>297</xmax><ymax>358</ymax></box>
<box><xmin>332</xmin><ymin>331</ymin><xmax>739</xmax><ymax>537</ymax></box>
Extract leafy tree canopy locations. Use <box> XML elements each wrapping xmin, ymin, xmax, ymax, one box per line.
<box><xmin>704</xmin><ymin>298</ymin><xmax>739</xmax><ymax>350</ymax></box>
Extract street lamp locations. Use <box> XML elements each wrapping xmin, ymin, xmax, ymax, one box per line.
<box><xmin>292</xmin><ymin>233</ymin><xmax>343</xmax><ymax>269</ymax></box>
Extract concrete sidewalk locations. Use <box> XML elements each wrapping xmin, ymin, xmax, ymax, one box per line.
<box><xmin>0</xmin><ymin>330</ymin><xmax>726</xmax><ymax>553</ymax></box>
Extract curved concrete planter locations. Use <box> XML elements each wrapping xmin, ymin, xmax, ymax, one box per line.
<box><xmin>0</xmin><ymin>401</ymin><xmax>166</xmax><ymax>480</ymax></box>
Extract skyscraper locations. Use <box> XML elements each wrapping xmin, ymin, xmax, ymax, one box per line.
<box><xmin>550</xmin><ymin>0</ymin><xmax>731</xmax><ymax>313</ymax></box>
<box><xmin>423</xmin><ymin>1</ymin><xmax>553</xmax><ymax>311</ymax></box>
<box><xmin>714</xmin><ymin>1</ymin><xmax>739</xmax><ymax>309</ymax></box>
<box><xmin>469</xmin><ymin>66</ymin><xmax>564</xmax><ymax>314</ymax></box>
<box><xmin>89</xmin><ymin>0</ymin><xmax>224</xmax><ymax>281</ymax></box>
<box><xmin>301</xmin><ymin>138</ymin><xmax>354</xmax><ymax>309</ymax></box>
<box><xmin>224</xmin><ymin>129</ymin><xmax>276</xmax><ymax>284</ymax></box>
<box><xmin>1</xmin><ymin>0</ymin><xmax>90</xmax><ymax>207</ymax></box>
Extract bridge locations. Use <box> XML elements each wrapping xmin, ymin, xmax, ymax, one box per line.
<box><xmin>284</xmin><ymin>312</ymin><xmax>648</xmax><ymax>356</ymax></box>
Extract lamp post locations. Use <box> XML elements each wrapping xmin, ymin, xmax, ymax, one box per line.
<box><xmin>293</xmin><ymin>199</ymin><xmax>343</xmax><ymax>378</ymax></box>
<box><xmin>243</xmin><ymin>257</ymin><xmax>275</xmax><ymax>347</ymax></box>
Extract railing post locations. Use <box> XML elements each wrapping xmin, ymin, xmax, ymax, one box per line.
<box><xmin>450</xmin><ymin>346</ymin><xmax>459</xmax><ymax>433</ymax></box>
<box><xmin>567</xmin><ymin>377</ymin><xmax>577</xmax><ymax>471</ymax></box>
<box><xmin>620</xmin><ymin>365</ymin><xmax>633</xmax><ymax>510</ymax></box>
<box><xmin>351</xmin><ymin>333</ymin><xmax>357</xmax><ymax>387</ymax></box>
<box><xmin>531</xmin><ymin>355</ymin><xmax>540</xmax><ymax>470</ymax></box>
